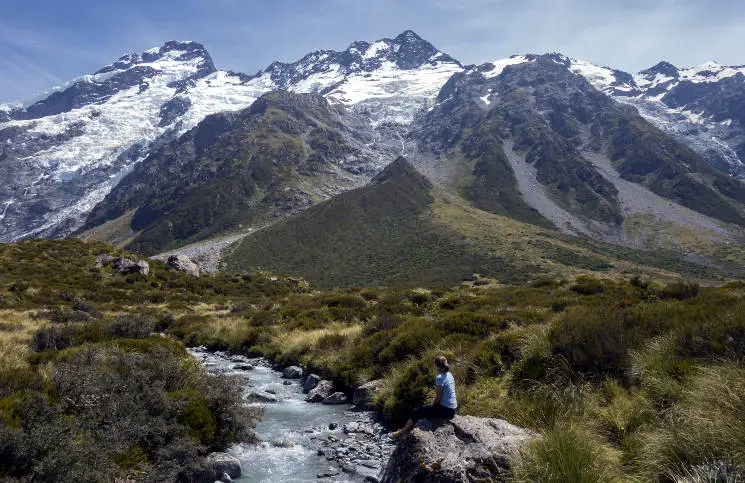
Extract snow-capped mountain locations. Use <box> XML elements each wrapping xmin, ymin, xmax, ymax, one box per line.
<box><xmin>455</xmin><ymin>53</ymin><xmax>745</xmax><ymax>178</ymax></box>
<box><xmin>0</xmin><ymin>31</ymin><xmax>462</xmax><ymax>242</ymax></box>
<box><xmin>2</xmin><ymin>30</ymin><xmax>745</xmax><ymax>249</ymax></box>
<box><xmin>561</xmin><ymin>56</ymin><xmax>745</xmax><ymax>178</ymax></box>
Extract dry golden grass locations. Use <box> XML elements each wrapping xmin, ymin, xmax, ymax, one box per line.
<box><xmin>0</xmin><ymin>310</ymin><xmax>46</xmax><ymax>371</ymax></box>
<box><xmin>279</xmin><ymin>324</ymin><xmax>362</xmax><ymax>352</ymax></box>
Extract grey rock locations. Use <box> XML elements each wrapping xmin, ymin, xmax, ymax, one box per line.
<box><xmin>322</xmin><ymin>392</ymin><xmax>348</xmax><ymax>405</ymax></box>
<box><xmin>353</xmin><ymin>379</ymin><xmax>384</xmax><ymax>409</ymax></box>
<box><xmin>329</xmin><ymin>422</ymin><xmax>339</xmax><ymax>430</ymax></box>
<box><xmin>206</xmin><ymin>452</ymin><xmax>241</xmax><ymax>479</ymax></box>
<box><xmin>245</xmin><ymin>392</ymin><xmax>278</xmax><ymax>403</ymax></box>
<box><xmin>317</xmin><ymin>469</ymin><xmax>340</xmax><ymax>478</ymax></box>
<box><xmin>381</xmin><ymin>415</ymin><xmax>536</xmax><ymax>483</ymax></box>
<box><xmin>233</xmin><ymin>364</ymin><xmax>254</xmax><ymax>371</ymax></box>
<box><xmin>283</xmin><ymin>380</ymin><xmax>292</xmax><ymax>385</ymax></box>
<box><xmin>306</xmin><ymin>380</ymin><xmax>333</xmax><ymax>402</ymax></box>
<box><xmin>110</xmin><ymin>257</ymin><xmax>150</xmax><ymax>276</ymax></box>
<box><xmin>166</xmin><ymin>254</ymin><xmax>201</xmax><ymax>277</ymax></box>
<box><xmin>341</xmin><ymin>464</ymin><xmax>358</xmax><ymax>474</ymax></box>
<box><xmin>282</xmin><ymin>365</ymin><xmax>304</xmax><ymax>379</ymax></box>
<box><xmin>95</xmin><ymin>254</ymin><xmax>115</xmax><ymax>267</ymax></box>
<box><xmin>303</xmin><ymin>373</ymin><xmax>321</xmax><ymax>393</ymax></box>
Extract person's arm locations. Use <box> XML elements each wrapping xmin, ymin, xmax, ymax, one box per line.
<box><xmin>434</xmin><ymin>382</ymin><xmax>443</xmax><ymax>404</ymax></box>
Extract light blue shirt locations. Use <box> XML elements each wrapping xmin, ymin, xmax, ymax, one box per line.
<box><xmin>436</xmin><ymin>372</ymin><xmax>457</xmax><ymax>409</ymax></box>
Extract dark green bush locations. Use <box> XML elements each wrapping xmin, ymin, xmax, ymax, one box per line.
<box><xmin>106</xmin><ymin>314</ymin><xmax>154</xmax><ymax>339</ymax></box>
<box><xmin>659</xmin><ymin>280</ymin><xmax>700</xmax><ymax>301</ymax></box>
<box><xmin>436</xmin><ymin>312</ymin><xmax>507</xmax><ymax>336</ymax></box>
<box><xmin>571</xmin><ymin>276</ymin><xmax>606</xmax><ymax>295</ymax></box>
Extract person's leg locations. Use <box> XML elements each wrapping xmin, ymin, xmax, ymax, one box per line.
<box><xmin>389</xmin><ymin>405</ymin><xmax>434</xmax><ymax>439</ymax></box>
<box><xmin>432</xmin><ymin>404</ymin><xmax>457</xmax><ymax>420</ymax></box>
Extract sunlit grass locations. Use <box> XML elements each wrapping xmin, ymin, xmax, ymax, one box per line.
<box><xmin>0</xmin><ymin>310</ymin><xmax>45</xmax><ymax>371</ymax></box>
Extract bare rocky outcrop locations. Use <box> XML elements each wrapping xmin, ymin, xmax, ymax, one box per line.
<box><xmin>96</xmin><ymin>254</ymin><xmax>149</xmax><ymax>276</ymax></box>
<box><xmin>166</xmin><ymin>254</ymin><xmax>200</xmax><ymax>277</ymax></box>
<box><xmin>381</xmin><ymin>415</ymin><xmax>536</xmax><ymax>482</ymax></box>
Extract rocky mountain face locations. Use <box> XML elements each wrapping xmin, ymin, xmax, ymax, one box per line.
<box><xmin>81</xmin><ymin>91</ymin><xmax>401</xmax><ymax>254</ymax></box>
<box><xmin>566</xmin><ymin>56</ymin><xmax>745</xmax><ymax>178</ymax></box>
<box><xmin>0</xmin><ymin>31</ymin><xmax>461</xmax><ymax>243</ymax></box>
<box><xmin>413</xmin><ymin>54</ymin><xmax>745</xmax><ymax>254</ymax></box>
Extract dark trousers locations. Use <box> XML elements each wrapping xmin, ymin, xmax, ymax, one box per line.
<box><xmin>410</xmin><ymin>403</ymin><xmax>457</xmax><ymax>422</ymax></box>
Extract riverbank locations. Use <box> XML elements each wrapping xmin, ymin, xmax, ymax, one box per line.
<box><xmin>192</xmin><ymin>348</ymin><xmax>395</xmax><ymax>482</ymax></box>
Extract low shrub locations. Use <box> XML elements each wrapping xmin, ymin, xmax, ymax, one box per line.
<box><xmin>659</xmin><ymin>280</ymin><xmax>700</xmax><ymax>301</ymax></box>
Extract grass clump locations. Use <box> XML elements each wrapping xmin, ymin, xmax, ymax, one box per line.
<box><xmin>512</xmin><ymin>423</ymin><xmax>623</xmax><ymax>483</ymax></box>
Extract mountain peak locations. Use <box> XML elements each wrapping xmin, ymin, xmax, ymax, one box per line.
<box><xmin>394</xmin><ymin>29</ymin><xmax>424</xmax><ymax>43</ymax></box>
<box><xmin>639</xmin><ymin>61</ymin><xmax>679</xmax><ymax>78</ymax></box>
<box><xmin>371</xmin><ymin>157</ymin><xmax>432</xmax><ymax>189</ymax></box>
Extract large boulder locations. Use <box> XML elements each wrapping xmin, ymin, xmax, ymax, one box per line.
<box><xmin>381</xmin><ymin>415</ymin><xmax>536</xmax><ymax>482</ymax></box>
<box><xmin>306</xmin><ymin>380</ymin><xmax>333</xmax><ymax>402</ymax></box>
<box><xmin>167</xmin><ymin>254</ymin><xmax>200</xmax><ymax>277</ymax></box>
<box><xmin>322</xmin><ymin>392</ymin><xmax>348</xmax><ymax>405</ymax></box>
<box><xmin>303</xmin><ymin>374</ymin><xmax>321</xmax><ymax>393</ymax></box>
<box><xmin>282</xmin><ymin>365</ymin><xmax>304</xmax><ymax>379</ymax></box>
<box><xmin>353</xmin><ymin>379</ymin><xmax>384</xmax><ymax>409</ymax></box>
<box><xmin>205</xmin><ymin>452</ymin><xmax>241</xmax><ymax>480</ymax></box>
<box><xmin>99</xmin><ymin>256</ymin><xmax>150</xmax><ymax>276</ymax></box>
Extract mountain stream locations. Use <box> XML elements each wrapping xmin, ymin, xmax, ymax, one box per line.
<box><xmin>190</xmin><ymin>348</ymin><xmax>395</xmax><ymax>482</ymax></box>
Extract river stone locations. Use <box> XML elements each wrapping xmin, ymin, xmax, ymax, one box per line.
<box><xmin>206</xmin><ymin>452</ymin><xmax>241</xmax><ymax>479</ymax></box>
<box><xmin>322</xmin><ymin>392</ymin><xmax>348</xmax><ymax>405</ymax></box>
<box><xmin>306</xmin><ymin>380</ymin><xmax>333</xmax><ymax>402</ymax></box>
<box><xmin>303</xmin><ymin>374</ymin><xmax>321</xmax><ymax>393</ymax></box>
<box><xmin>246</xmin><ymin>392</ymin><xmax>278</xmax><ymax>403</ymax></box>
<box><xmin>166</xmin><ymin>254</ymin><xmax>200</xmax><ymax>277</ymax></box>
<box><xmin>233</xmin><ymin>364</ymin><xmax>254</xmax><ymax>371</ymax></box>
<box><xmin>353</xmin><ymin>379</ymin><xmax>384</xmax><ymax>409</ymax></box>
<box><xmin>380</xmin><ymin>415</ymin><xmax>536</xmax><ymax>482</ymax></box>
<box><xmin>282</xmin><ymin>365</ymin><xmax>304</xmax><ymax>379</ymax></box>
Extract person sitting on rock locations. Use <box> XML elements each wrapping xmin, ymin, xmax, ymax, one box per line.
<box><xmin>388</xmin><ymin>355</ymin><xmax>458</xmax><ymax>439</ymax></box>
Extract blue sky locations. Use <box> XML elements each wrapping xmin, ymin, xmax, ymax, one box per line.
<box><xmin>2</xmin><ymin>0</ymin><xmax>744</xmax><ymax>103</ymax></box>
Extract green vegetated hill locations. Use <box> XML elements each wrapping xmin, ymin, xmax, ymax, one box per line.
<box><xmin>224</xmin><ymin>157</ymin><xmax>744</xmax><ymax>289</ymax></box>
<box><xmin>1</xmin><ymin>239</ymin><xmax>745</xmax><ymax>481</ymax></box>
<box><xmin>79</xmin><ymin>91</ymin><xmax>387</xmax><ymax>255</ymax></box>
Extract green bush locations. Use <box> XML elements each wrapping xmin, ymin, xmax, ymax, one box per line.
<box><xmin>659</xmin><ymin>280</ymin><xmax>700</xmax><ymax>300</ymax></box>
<box><xmin>436</xmin><ymin>312</ymin><xmax>507</xmax><ymax>336</ymax></box>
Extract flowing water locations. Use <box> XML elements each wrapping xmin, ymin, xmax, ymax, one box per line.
<box><xmin>190</xmin><ymin>348</ymin><xmax>394</xmax><ymax>482</ymax></box>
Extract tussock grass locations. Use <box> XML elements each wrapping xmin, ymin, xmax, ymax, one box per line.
<box><xmin>637</xmin><ymin>364</ymin><xmax>745</xmax><ymax>481</ymax></box>
<box><xmin>0</xmin><ymin>311</ymin><xmax>45</xmax><ymax>371</ymax></box>
<box><xmin>512</xmin><ymin>423</ymin><xmax>624</xmax><ymax>483</ymax></box>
